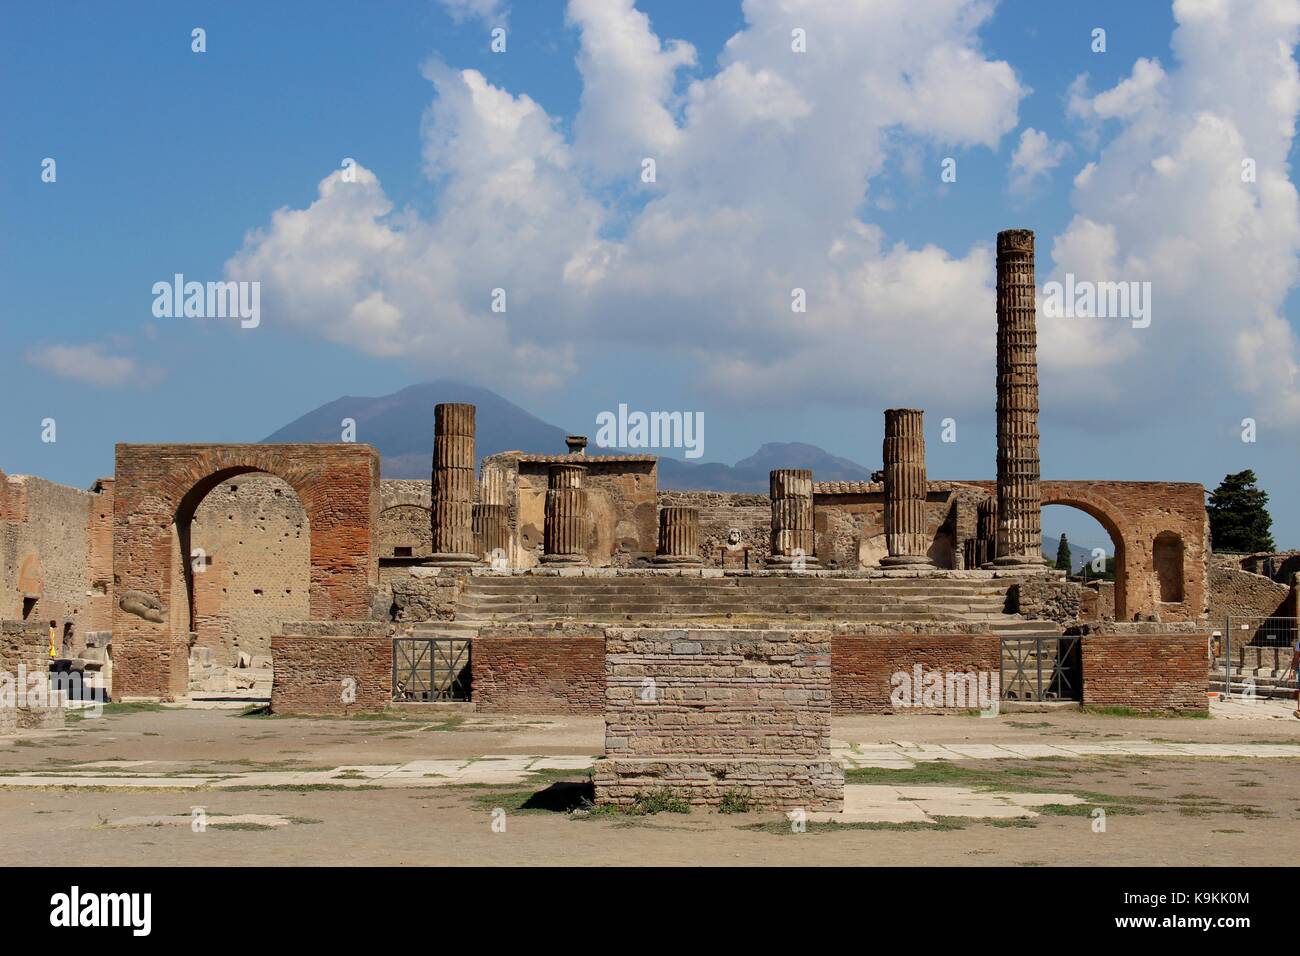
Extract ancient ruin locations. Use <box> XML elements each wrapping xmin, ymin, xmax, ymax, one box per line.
<box><xmin>5</xmin><ymin>227</ymin><xmax>1266</xmax><ymax>811</ymax></box>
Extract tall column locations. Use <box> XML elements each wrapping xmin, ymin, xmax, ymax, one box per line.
<box><xmin>654</xmin><ymin>507</ymin><xmax>702</xmax><ymax>567</ymax></box>
<box><xmin>994</xmin><ymin>228</ymin><xmax>1044</xmax><ymax>566</ymax></box>
<box><xmin>768</xmin><ymin>469</ymin><xmax>818</xmax><ymax>569</ymax></box>
<box><xmin>542</xmin><ymin>464</ymin><xmax>589</xmax><ymax>565</ymax></box>
<box><xmin>881</xmin><ymin>408</ymin><xmax>933</xmax><ymax>567</ymax></box>
<box><xmin>428</xmin><ymin>402</ymin><xmax>478</xmax><ymax>566</ymax></box>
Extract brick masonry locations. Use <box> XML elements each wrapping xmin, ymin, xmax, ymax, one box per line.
<box><xmin>270</xmin><ymin>631</ymin><xmax>391</xmax><ymax>716</ymax></box>
<box><xmin>832</xmin><ymin>633</ymin><xmax>1000</xmax><ymax>714</ymax></box>
<box><xmin>593</xmin><ymin>628</ymin><xmax>843</xmax><ymax>809</ymax></box>
<box><xmin>1081</xmin><ymin>633</ymin><xmax>1209</xmax><ymax>712</ymax></box>
<box><xmin>472</xmin><ymin>627</ymin><xmax>604</xmax><ymax>714</ymax></box>
<box><xmin>112</xmin><ymin>444</ymin><xmax>381</xmax><ymax>698</ymax></box>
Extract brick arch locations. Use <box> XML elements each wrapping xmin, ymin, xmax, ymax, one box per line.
<box><xmin>112</xmin><ymin>444</ymin><xmax>381</xmax><ymax>698</ymax></box>
<box><xmin>1040</xmin><ymin>485</ymin><xmax>1132</xmax><ymax>621</ymax></box>
<box><xmin>1040</xmin><ymin>480</ymin><xmax>1207</xmax><ymax>622</ymax></box>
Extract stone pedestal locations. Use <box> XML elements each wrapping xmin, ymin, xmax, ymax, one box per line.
<box><xmin>880</xmin><ymin>408</ymin><xmax>934</xmax><ymax>567</ymax></box>
<box><xmin>654</xmin><ymin>506</ymin><xmax>702</xmax><ymax>567</ymax></box>
<box><xmin>994</xmin><ymin>229</ymin><xmax>1044</xmax><ymax>567</ymax></box>
<box><xmin>428</xmin><ymin>403</ymin><xmax>478</xmax><ymax>566</ymax></box>
<box><xmin>542</xmin><ymin>464</ymin><xmax>589</xmax><ymax>566</ymax></box>
<box><xmin>768</xmin><ymin>469</ymin><xmax>819</xmax><ymax>569</ymax></box>
<box><xmin>593</xmin><ymin>628</ymin><xmax>843</xmax><ymax>810</ymax></box>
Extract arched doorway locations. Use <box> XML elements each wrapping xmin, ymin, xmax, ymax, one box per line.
<box><xmin>1040</xmin><ymin>498</ymin><xmax>1129</xmax><ymax>621</ymax></box>
<box><xmin>185</xmin><ymin>474</ymin><xmax>310</xmax><ymax>686</ymax></box>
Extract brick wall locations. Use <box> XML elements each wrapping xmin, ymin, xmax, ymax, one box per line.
<box><xmin>1</xmin><ymin>620</ymin><xmax>48</xmax><ymax>676</ymax></box>
<box><xmin>1207</xmin><ymin>564</ymin><xmax>1293</xmax><ymax>623</ymax></box>
<box><xmin>1081</xmin><ymin>633</ymin><xmax>1209</xmax><ymax>712</ymax></box>
<box><xmin>472</xmin><ymin>628</ymin><xmax>604</xmax><ymax>714</ymax></box>
<box><xmin>832</xmin><ymin>633</ymin><xmax>1000</xmax><ymax>714</ymax></box>
<box><xmin>271</xmin><ymin>632</ymin><xmax>391</xmax><ymax>715</ymax></box>
<box><xmin>0</xmin><ymin>472</ymin><xmax>95</xmax><ymax>652</ymax></box>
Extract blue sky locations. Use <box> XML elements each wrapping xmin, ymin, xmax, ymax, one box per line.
<box><xmin>3</xmin><ymin>0</ymin><xmax>1298</xmax><ymax>551</ymax></box>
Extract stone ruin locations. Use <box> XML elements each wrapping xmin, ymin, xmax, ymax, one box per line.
<box><xmin>0</xmin><ymin>228</ymin><xmax>1230</xmax><ymax>797</ymax></box>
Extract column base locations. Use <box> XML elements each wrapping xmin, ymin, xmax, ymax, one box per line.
<box><xmin>989</xmin><ymin>554</ymin><xmax>1053</xmax><ymax>570</ymax></box>
<box><xmin>879</xmin><ymin>555</ymin><xmax>935</xmax><ymax>568</ymax></box>
<box><xmin>766</xmin><ymin>555</ymin><xmax>821</xmax><ymax>570</ymax></box>
<box><xmin>424</xmin><ymin>553</ymin><xmax>481</xmax><ymax>568</ymax></box>
<box><xmin>653</xmin><ymin>555</ymin><xmax>703</xmax><ymax>567</ymax></box>
<box><xmin>540</xmin><ymin>553</ymin><xmax>590</xmax><ymax>566</ymax></box>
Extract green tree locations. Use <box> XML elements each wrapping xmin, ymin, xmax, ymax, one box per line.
<box><xmin>1054</xmin><ymin>533</ymin><xmax>1072</xmax><ymax>572</ymax></box>
<box><xmin>1207</xmin><ymin>470</ymin><xmax>1275</xmax><ymax>553</ymax></box>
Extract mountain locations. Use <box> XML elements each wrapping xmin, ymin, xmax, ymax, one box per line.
<box><xmin>262</xmin><ymin>383</ymin><xmax>876</xmax><ymax>489</ymax></box>
<box><xmin>262</xmin><ymin>381</ymin><xmax>568</xmax><ymax>477</ymax></box>
<box><xmin>659</xmin><ymin>442</ymin><xmax>873</xmax><ymax>492</ymax></box>
<box><xmin>1041</xmin><ymin>533</ymin><xmax>1097</xmax><ymax>574</ymax></box>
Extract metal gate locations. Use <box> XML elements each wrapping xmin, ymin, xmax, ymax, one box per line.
<box><xmin>1000</xmin><ymin>635</ymin><xmax>1082</xmax><ymax>702</ymax></box>
<box><xmin>392</xmin><ymin>638</ymin><xmax>471</xmax><ymax>702</ymax></box>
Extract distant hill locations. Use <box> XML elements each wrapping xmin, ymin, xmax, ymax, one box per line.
<box><xmin>263</xmin><ymin>383</ymin><xmax>875</xmax><ymax>490</ymax></box>
<box><xmin>262</xmin><ymin>381</ymin><xmax>569</xmax><ymax>478</ymax></box>
<box><xmin>1041</xmin><ymin>533</ymin><xmax>1098</xmax><ymax>573</ymax></box>
<box><xmin>660</xmin><ymin>442</ymin><xmax>873</xmax><ymax>491</ymax></box>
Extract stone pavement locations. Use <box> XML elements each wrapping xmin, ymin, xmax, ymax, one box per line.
<box><xmin>0</xmin><ymin>755</ymin><xmax>594</xmax><ymax>790</ymax></box>
<box><xmin>832</xmin><ymin>739</ymin><xmax>1300</xmax><ymax>770</ymax></box>
<box><xmin>805</xmin><ymin>785</ymin><xmax>1088</xmax><ymax>824</ymax></box>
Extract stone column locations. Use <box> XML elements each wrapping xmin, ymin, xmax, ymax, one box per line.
<box><xmin>473</xmin><ymin>504</ymin><xmax>509</xmax><ymax>563</ymax></box>
<box><xmin>542</xmin><ymin>464</ymin><xmax>589</xmax><ymax>565</ymax></box>
<box><xmin>768</xmin><ymin>469</ymin><xmax>819</xmax><ymax>569</ymax></box>
<box><xmin>654</xmin><ymin>507</ymin><xmax>702</xmax><ymax>567</ymax></box>
<box><xmin>881</xmin><ymin>408</ymin><xmax>933</xmax><ymax>567</ymax></box>
<box><xmin>994</xmin><ymin>228</ymin><xmax>1044</xmax><ymax>566</ymax></box>
<box><xmin>428</xmin><ymin>402</ymin><xmax>478</xmax><ymax>566</ymax></box>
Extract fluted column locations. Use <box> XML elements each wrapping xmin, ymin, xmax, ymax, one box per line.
<box><xmin>542</xmin><ymin>464</ymin><xmax>589</xmax><ymax>565</ymax></box>
<box><xmin>428</xmin><ymin>402</ymin><xmax>478</xmax><ymax>566</ymax></box>
<box><xmin>768</xmin><ymin>469</ymin><xmax>819</xmax><ymax>569</ymax></box>
<box><xmin>654</xmin><ymin>506</ymin><xmax>702</xmax><ymax>567</ymax></box>
<box><xmin>881</xmin><ymin>408</ymin><xmax>933</xmax><ymax>567</ymax></box>
<box><xmin>994</xmin><ymin>229</ymin><xmax>1044</xmax><ymax>566</ymax></box>
<box><xmin>473</xmin><ymin>504</ymin><xmax>509</xmax><ymax>563</ymax></box>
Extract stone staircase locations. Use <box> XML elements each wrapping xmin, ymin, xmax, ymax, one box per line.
<box><xmin>452</xmin><ymin>574</ymin><xmax>1056</xmax><ymax>634</ymax></box>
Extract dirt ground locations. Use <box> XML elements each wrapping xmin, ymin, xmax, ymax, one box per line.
<box><xmin>0</xmin><ymin>706</ymin><xmax>1297</xmax><ymax>866</ymax></box>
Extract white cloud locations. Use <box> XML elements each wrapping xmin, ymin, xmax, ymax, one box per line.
<box><xmin>1043</xmin><ymin>0</ymin><xmax>1300</xmax><ymax>424</ymax></box>
<box><xmin>26</xmin><ymin>343</ymin><xmax>143</xmax><ymax>387</ymax></box>
<box><xmin>226</xmin><ymin>0</ymin><xmax>1032</xmax><ymax>410</ymax></box>
<box><xmin>1009</xmin><ymin>127</ymin><xmax>1069</xmax><ymax>193</ymax></box>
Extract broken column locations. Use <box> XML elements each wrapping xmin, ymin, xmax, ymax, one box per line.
<box><xmin>994</xmin><ymin>228</ymin><xmax>1044</xmax><ymax>566</ymax></box>
<box><xmin>880</xmin><ymin>408</ymin><xmax>933</xmax><ymax>567</ymax></box>
<box><xmin>428</xmin><ymin>402</ymin><xmax>478</xmax><ymax>566</ymax></box>
<box><xmin>542</xmin><ymin>463</ymin><xmax>589</xmax><ymax>566</ymax></box>
<box><xmin>654</xmin><ymin>506</ymin><xmax>702</xmax><ymax>567</ymax></box>
<box><xmin>474</xmin><ymin>461</ymin><xmax>509</xmax><ymax>565</ymax></box>
<box><xmin>768</xmin><ymin>469</ymin><xmax>818</xmax><ymax>569</ymax></box>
